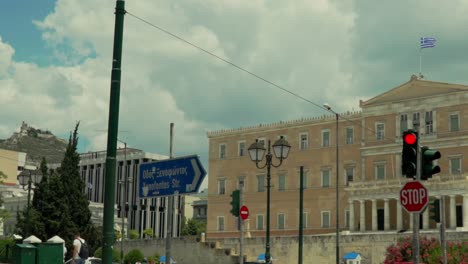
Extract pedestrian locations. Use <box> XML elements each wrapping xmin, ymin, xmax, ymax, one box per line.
<box><xmin>72</xmin><ymin>232</ymin><xmax>88</xmax><ymax>264</ymax></box>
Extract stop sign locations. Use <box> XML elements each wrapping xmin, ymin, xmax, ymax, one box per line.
<box><xmin>240</xmin><ymin>205</ymin><xmax>249</xmax><ymax>220</ymax></box>
<box><xmin>400</xmin><ymin>181</ymin><xmax>428</xmax><ymax>213</ymax></box>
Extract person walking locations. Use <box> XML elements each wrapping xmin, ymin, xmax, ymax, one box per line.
<box><xmin>72</xmin><ymin>232</ymin><xmax>88</xmax><ymax>264</ymax></box>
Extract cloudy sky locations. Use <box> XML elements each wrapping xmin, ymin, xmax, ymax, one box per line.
<box><xmin>1</xmin><ymin>0</ymin><xmax>468</xmax><ymax>187</ymax></box>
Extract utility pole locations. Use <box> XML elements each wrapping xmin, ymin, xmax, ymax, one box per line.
<box><xmin>440</xmin><ymin>195</ymin><xmax>447</xmax><ymax>264</ymax></box>
<box><xmin>102</xmin><ymin>1</ymin><xmax>125</xmax><ymax>264</ymax></box>
<box><xmin>120</xmin><ymin>141</ymin><xmax>127</xmax><ymax>264</ymax></box>
<box><xmin>166</xmin><ymin>123</ymin><xmax>174</xmax><ymax>264</ymax></box>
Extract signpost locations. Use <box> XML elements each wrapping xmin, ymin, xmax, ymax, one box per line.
<box><xmin>240</xmin><ymin>205</ymin><xmax>249</xmax><ymax>220</ymax></box>
<box><xmin>139</xmin><ymin>155</ymin><xmax>206</xmax><ymax>198</ymax></box>
<box><xmin>400</xmin><ymin>181</ymin><xmax>428</xmax><ymax>213</ymax></box>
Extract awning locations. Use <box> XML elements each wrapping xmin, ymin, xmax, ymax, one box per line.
<box><xmin>343</xmin><ymin>252</ymin><xmax>360</xmax><ymax>260</ymax></box>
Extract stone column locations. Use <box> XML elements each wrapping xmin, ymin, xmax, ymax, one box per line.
<box><xmin>372</xmin><ymin>199</ymin><xmax>377</xmax><ymax>231</ymax></box>
<box><xmin>423</xmin><ymin>206</ymin><xmax>429</xmax><ymax>230</ymax></box>
<box><xmin>384</xmin><ymin>199</ymin><xmax>390</xmax><ymax>230</ymax></box>
<box><xmin>360</xmin><ymin>200</ymin><xmax>366</xmax><ymax>231</ymax></box>
<box><xmin>450</xmin><ymin>195</ymin><xmax>456</xmax><ymax>229</ymax></box>
<box><xmin>463</xmin><ymin>195</ymin><xmax>468</xmax><ymax>230</ymax></box>
<box><xmin>349</xmin><ymin>200</ymin><xmax>355</xmax><ymax>231</ymax></box>
<box><xmin>396</xmin><ymin>198</ymin><xmax>402</xmax><ymax>231</ymax></box>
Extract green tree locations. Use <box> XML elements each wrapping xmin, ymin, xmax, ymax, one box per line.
<box><xmin>16</xmin><ymin>122</ymin><xmax>98</xmax><ymax>258</ymax></box>
<box><xmin>0</xmin><ymin>171</ymin><xmax>10</xmax><ymax>225</ymax></box>
<box><xmin>124</xmin><ymin>249</ymin><xmax>144</xmax><ymax>264</ymax></box>
<box><xmin>181</xmin><ymin>218</ymin><xmax>206</xmax><ymax>236</ymax></box>
<box><xmin>129</xmin><ymin>229</ymin><xmax>139</xmax><ymax>239</ymax></box>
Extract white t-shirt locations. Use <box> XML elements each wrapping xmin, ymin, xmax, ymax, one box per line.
<box><xmin>73</xmin><ymin>238</ymin><xmax>85</xmax><ymax>259</ymax></box>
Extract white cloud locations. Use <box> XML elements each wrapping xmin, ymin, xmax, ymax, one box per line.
<box><xmin>7</xmin><ymin>0</ymin><xmax>468</xmax><ymax>173</ymax></box>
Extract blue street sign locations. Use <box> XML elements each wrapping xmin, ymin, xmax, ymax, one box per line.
<box><xmin>138</xmin><ymin>155</ymin><xmax>206</xmax><ymax>198</ymax></box>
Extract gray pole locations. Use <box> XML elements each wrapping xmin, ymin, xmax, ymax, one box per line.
<box><xmin>412</xmin><ymin>123</ymin><xmax>421</xmax><ymax>264</ymax></box>
<box><xmin>239</xmin><ymin>183</ymin><xmax>244</xmax><ymax>264</ymax></box>
<box><xmin>121</xmin><ymin>142</ymin><xmax>127</xmax><ymax>264</ymax></box>
<box><xmin>298</xmin><ymin>166</ymin><xmax>304</xmax><ymax>264</ymax></box>
<box><xmin>440</xmin><ymin>195</ymin><xmax>447</xmax><ymax>264</ymax></box>
<box><xmin>335</xmin><ymin>113</ymin><xmax>340</xmax><ymax>264</ymax></box>
<box><xmin>166</xmin><ymin>123</ymin><xmax>174</xmax><ymax>264</ymax></box>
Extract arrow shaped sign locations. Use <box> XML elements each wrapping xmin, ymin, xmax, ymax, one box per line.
<box><xmin>138</xmin><ymin>155</ymin><xmax>207</xmax><ymax>198</ymax></box>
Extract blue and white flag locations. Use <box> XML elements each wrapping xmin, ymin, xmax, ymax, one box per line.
<box><xmin>420</xmin><ymin>37</ymin><xmax>436</xmax><ymax>49</ymax></box>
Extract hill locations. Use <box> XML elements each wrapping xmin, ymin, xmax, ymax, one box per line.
<box><xmin>0</xmin><ymin>122</ymin><xmax>67</xmax><ymax>164</ymax></box>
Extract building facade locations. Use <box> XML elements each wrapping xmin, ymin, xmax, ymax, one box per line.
<box><xmin>79</xmin><ymin>148</ymin><xmax>183</xmax><ymax>238</ymax></box>
<box><xmin>206</xmin><ymin>76</ymin><xmax>468</xmax><ymax>239</ymax></box>
<box><xmin>0</xmin><ymin>148</ymin><xmax>27</xmax><ymax>185</ymax></box>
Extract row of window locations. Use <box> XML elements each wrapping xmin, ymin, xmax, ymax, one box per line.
<box><xmin>217</xmin><ymin>156</ymin><xmax>463</xmax><ymax>195</ymax></box>
<box><xmin>216</xmin><ymin>211</ymin><xmax>343</xmax><ymax>231</ymax></box>
<box><xmin>219</xmin><ymin>128</ymin><xmax>355</xmax><ymax>159</ymax></box>
<box><xmin>217</xmin><ymin>167</ymin><xmax>355</xmax><ymax>195</ymax></box>
<box><xmin>218</xmin><ymin>110</ymin><xmax>463</xmax><ymax>159</ymax></box>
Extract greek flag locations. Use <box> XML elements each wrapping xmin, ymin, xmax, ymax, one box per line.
<box><xmin>420</xmin><ymin>37</ymin><xmax>436</xmax><ymax>49</ymax></box>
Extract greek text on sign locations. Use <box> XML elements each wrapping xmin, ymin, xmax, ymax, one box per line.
<box><xmin>139</xmin><ymin>155</ymin><xmax>207</xmax><ymax>198</ymax></box>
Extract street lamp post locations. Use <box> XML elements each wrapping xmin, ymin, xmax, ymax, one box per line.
<box><xmin>248</xmin><ymin>136</ymin><xmax>291</xmax><ymax>264</ymax></box>
<box><xmin>324</xmin><ymin>103</ymin><xmax>340</xmax><ymax>264</ymax></box>
<box><xmin>17</xmin><ymin>169</ymin><xmax>42</xmax><ymax>237</ymax></box>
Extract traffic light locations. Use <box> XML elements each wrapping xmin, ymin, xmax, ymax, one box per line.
<box><xmin>230</xmin><ymin>190</ymin><xmax>240</xmax><ymax>217</ymax></box>
<box><xmin>402</xmin><ymin>130</ymin><xmax>418</xmax><ymax>178</ymax></box>
<box><xmin>429</xmin><ymin>199</ymin><xmax>440</xmax><ymax>223</ymax></box>
<box><xmin>421</xmin><ymin>146</ymin><xmax>441</xmax><ymax>180</ymax></box>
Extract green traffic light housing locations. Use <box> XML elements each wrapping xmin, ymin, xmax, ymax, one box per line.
<box><xmin>230</xmin><ymin>190</ymin><xmax>240</xmax><ymax>217</ymax></box>
<box><xmin>429</xmin><ymin>199</ymin><xmax>440</xmax><ymax>223</ymax></box>
<box><xmin>421</xmin><ymin>146</ymin><xmax>441</xmax><ymax>180</ymax></box>
<box><xmin>402</xmin><ymin>130</ymin><xmax>418</xmax><ymax>178</ymax></box>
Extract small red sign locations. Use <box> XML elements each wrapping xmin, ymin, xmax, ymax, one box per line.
<box><xmin>400</xmin><ymin>181</ymin><xmax>428</xmax><ymax>213</ymax></box>
<box><xmin>240</xmin><ymin>205</ymin><xmax>249</xmax><ymax>220</ymax></box>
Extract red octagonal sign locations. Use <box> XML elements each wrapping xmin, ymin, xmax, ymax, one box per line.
<box><xmin>400</xmin><ymin>181</ymin><xmax>428</xmax><ymax>213</ymax></box>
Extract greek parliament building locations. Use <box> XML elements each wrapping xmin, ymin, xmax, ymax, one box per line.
<box><xmin>78</xmin><ymin>148</ymin><xmax>184</xmax><ymax>239</ymax></box>
<box><xmin>206</xmin><ymin>75</ymin><xmax>468</xmax><ymax>239</ymax></box>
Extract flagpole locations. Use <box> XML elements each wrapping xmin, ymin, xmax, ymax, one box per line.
<box><xmin>419</xmin><ymin>48</ymin><xmax>422</xmax><ymax>78</ymax></box>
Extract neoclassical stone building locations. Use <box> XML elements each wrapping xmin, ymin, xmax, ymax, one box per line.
<box><xmin>206</xmin><ymin>75</ymin><xmax>468</xmax><ymax>239</ymax></box>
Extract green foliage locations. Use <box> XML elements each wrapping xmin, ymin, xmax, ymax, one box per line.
<box><xmin>130</xmin><ymin>229</ymin><xmax>139</xmax><ymax>239</ymax></box>
<box><xmin>15</xmin><ymin>122</ymin><xmax>98</xmax><ymax>260</ymax></box>
<box><xmin>124</xmin><ymin>249</ymin><xmax>144</xmax><ymax>263</ymax></box>
<box><xmin>93</xmin><ymin>247</ymin><xmax>121</xmax><ymax>262</ymax></box>
<box><xmin>143</xmin><ymin>228</ymin><xmax>153</xmax><ymax>238</ymax></box>
<box><xmin>0</xmin><ymin>171</ymin><xmax>10</xmax><ymax>224</ymax></box>
<box><xmin>384</xmin><ymin>236</ymin><xmax>468</xmax><ymax>263</ymax></box>
<box><xmin>147</xmin><ymin>252</ymin><xmax>160</xmax><ymax>262</ymax></box>
<box><xmin>182</xmin><ymin>218</ymin><xmax>206</xmax><ymax>236</ymax></box>
<box><xmin>0</xmin><ymin>238</ymin><xmax>15</xmax><ymax>262</ymax></box>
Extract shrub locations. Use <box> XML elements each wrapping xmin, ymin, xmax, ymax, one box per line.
<box><xmin>93</xmin><ymin>247</ymin><xmax>121</xmax><ymax>262</ymax></box>
<box><xmin>129</xmin><ymin>229</ymin><xmax>139</xmax><ymax>239</ymax></box>
<box><xmin>124</xmin><ymin>249</ymin><xmax>144</xmax><ymax>264</ymax></box>
<box><xmin>147</xmin><ymin>252</ymin><xmax>160</xmax><ymax>263</ymax></box>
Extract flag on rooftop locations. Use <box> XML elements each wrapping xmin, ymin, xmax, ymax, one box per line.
<box><xmin>420</xmin><ymin>37</ymin><xmax>436</xmax><ymax>49</ymax></box>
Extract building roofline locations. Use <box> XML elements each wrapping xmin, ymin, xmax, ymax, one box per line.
<box><xmin>207</xmin><ymin>111</ymin><xmax>362</xmax><ymax>138</ymax></box>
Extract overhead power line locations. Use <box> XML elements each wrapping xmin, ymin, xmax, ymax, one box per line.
<box><xmin>125</xmin><ymin>10</ymin><xmax>395</xmax><ymax>142</ymax></box>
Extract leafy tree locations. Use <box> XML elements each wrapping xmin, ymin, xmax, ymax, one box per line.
<box><xmin>182</xmin><ymin>218</ymin><xmax>206</xmax><ymax>236</ymax></box>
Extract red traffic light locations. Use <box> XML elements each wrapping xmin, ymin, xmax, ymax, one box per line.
<box><xmin>404</xmin><ymin>133</ymin><xmax>417</xmax><ymax>145</ymax></box>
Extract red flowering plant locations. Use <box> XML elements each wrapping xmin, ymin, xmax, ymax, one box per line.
<box><xmin>384</xmin><ymin>236</ymin><xmax>441</xmax><ymax>264</ymax></box>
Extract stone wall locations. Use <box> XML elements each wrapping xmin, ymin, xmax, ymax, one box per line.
<box><xmin>117</xmin><ymin>230</ymin><xmax>468</xmax><ymax>264</ymax></box>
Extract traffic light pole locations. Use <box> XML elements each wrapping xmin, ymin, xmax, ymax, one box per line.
<box><xmin>239</xmin><ymin>183</ymin><xmax>244</xmax><ymax>264</ymax></box>
<box><xmin>412</xmin><ymin>124</ymin><xmax>421</xmax><ymax>264</ymax></box>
